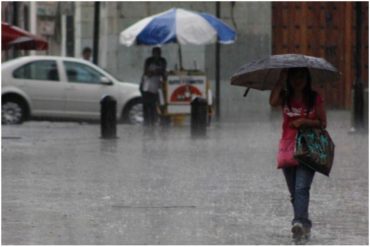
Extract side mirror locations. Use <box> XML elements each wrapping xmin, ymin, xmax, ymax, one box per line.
<box><xmin>100</xmin><ymin>77</ymin><xmax>113</xmax><ymax>85</ymax></box>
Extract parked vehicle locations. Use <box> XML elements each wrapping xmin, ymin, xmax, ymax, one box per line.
<box><xmin>2</xmin><ymin>56</ymin><xmax>143</xmax><ymax>125</ymax></box>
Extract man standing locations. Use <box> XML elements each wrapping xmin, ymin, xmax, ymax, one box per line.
<box><xmin>82</xmin><ymin>47</ymin><xmax>92</xmax><ymax>62</ymax></box>
<box><xmin>140</xmin><ymin>47</ymin><xmax>167</xmax><ymax>127</ymax></box>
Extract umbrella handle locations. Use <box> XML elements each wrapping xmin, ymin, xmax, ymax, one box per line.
<box><xmin>243</xmin><ymin>87</ymin><xmax>250</xmax><ymax>97</ymax></box>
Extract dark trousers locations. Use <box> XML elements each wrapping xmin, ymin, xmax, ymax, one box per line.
<box><xmin>283</xmin><ymin>165</ymin><xmax>315</xmax><ymax>229</ymax></box>
<box><xmin>142</xmin><ymin>92</ymin><xmax>158</xmax><ymax>126</ymax></box>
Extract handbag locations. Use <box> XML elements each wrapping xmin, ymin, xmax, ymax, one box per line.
<box><xmin>294</xmin><ymin>128</ymin><xmax>335</xmax><ymax>176</ymax></box>
<box><xmin>277</xmin><ymin>138</ymin><xmax>299</xmax><ymax>168</ymax></box>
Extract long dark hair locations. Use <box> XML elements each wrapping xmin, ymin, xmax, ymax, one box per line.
<box><xmin>282</xmin><ymin>67</ymin><xmax>317</xmax><ymax>114</ymax></box>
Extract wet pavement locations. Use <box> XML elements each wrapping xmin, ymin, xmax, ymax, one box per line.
<box><xmin>2</xmin><ymin>111</ymin><xmax>368</xmax><ymax>245</ymax></box>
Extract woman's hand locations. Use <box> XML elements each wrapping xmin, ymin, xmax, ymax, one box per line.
<box><xmin>289</xmin><ymin>118</ymin><xmax>306</xmax><ymax>129</ymax></box>
<box><xmin>289</xmin><ymin>118</ymin><xmax>323</xmax><ymax>129</ymax></box>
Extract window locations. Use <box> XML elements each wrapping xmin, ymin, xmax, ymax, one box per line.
<box><xmin>13</xmin><ymin>60</ymin><xmax>59</xmax><ymax>81</ymax></box>
<box><xmin>23</xmin><ymin>5</ymin><xmax>29</xmax><ymax>31</ymax></box>
<box><xmin>64</xmin><ymin>61</ymin><xmax>104</xmax><ymax>84</ymax></box>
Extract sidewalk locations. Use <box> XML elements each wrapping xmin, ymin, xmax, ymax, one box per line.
<box><xmin>2</xmin><ymin>110</ymin><xmax>368</xmax><ymax>244</ymax></box>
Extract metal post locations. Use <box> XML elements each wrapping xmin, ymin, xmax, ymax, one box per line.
<box><xmin>191</xmin><ymin>97</ymin><xmax>208</xmax><ymax>137</ymax></box>
<box><xmin>178</xmin><ymin>44</ymin><xmax>183</xmax><ymax>70</ymax></box>
<box><xmin>352</xmin><ymin>2</ymin><xmax>364</xmax><ymax>131</ymax></box>
<box><xmin>215</xmin><ymin>2</ymin><xmax>221</xmax><ymax>121</ymax></box>
<box><xmin>93</xmin><ymin>2</ymin><xmax>100</xmax><ymax>65</ymax></box>
<box><xmin>101</xmin><ymin>96</ymin><xmax>117</xmax><ymax>139</ymax></box>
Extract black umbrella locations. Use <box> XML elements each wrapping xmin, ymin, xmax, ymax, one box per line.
<box><xmin>230</xmin><ymin>54</ymin><xmax>340</xmax><ymax>95</ymax></box>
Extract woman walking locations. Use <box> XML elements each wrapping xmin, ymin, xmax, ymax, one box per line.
<box><xmin>269</xmin><ymin>67</ymin><xmax>327</xmax><ymax>242</ymax></box>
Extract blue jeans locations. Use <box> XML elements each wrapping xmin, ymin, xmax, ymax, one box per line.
<box><xmin>283</xmin><ymin>164</ymin><xmax>315</xmax><ymax>229</ymax></box>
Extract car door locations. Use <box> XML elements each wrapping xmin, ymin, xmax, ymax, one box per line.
<box><xmin>62</xmin><ymin>61</ymin><xmax>116</xmax><ymax>119</ymax></box>
<box><xmin>12</xmin><ymin>59</ymin><xmax>66</xmax><ymax>117</ymax></box>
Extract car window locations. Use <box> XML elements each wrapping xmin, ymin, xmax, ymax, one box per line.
<box><xmin>64</xmin><ymin>61</ymin><xmax>104</xmax><ymax>84</ymax></box>
<box><xmin>13</xmin><ymin>60</ymin><xmax>59</xmax><ymax>81</ymax></box>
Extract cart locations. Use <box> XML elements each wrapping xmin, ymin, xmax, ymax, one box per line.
<box><xmin>158</xmin><ymin>70</ymin><xmax>212</xmax><ymax>125</ymax></box>
<box><xmin>119</xmin><ymin>7</ymin><xmax>236</xmax><ymax>126</ymax></box>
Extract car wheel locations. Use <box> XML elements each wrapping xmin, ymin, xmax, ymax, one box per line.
<box><xmin>123</xmin><ymin>99</ymin><xmax>143</xmax><ymax>125</ymax></box>
<box><xmin>2</xmin><ymin>100</ymin><xmax>25</xmax><ymax>125</ymax></box>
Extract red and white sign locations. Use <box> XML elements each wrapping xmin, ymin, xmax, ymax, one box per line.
<box><xmin>167</xmin><ymin>75</ymin><xmax>206</xmax><ymax>104</ymax></box>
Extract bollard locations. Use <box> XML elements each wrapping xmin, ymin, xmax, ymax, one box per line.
<box><xmin>100</xmin><ymin>96</ymin><xmax>117</xmax><ymax>139</ymax></box>
<box><xmin>191</xmin><ymin>97</ymin><xmax>208</xmax><ymax>137</ymax></box>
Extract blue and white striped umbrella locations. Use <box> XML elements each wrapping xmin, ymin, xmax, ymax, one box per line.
<box><xmin>120</xmin><ymin>8</ymin><xmax>236</xmax><ymax>46</ymax></box>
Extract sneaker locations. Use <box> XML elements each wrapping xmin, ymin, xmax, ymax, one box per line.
<box><xmin>291</xmin><ymin>222</ymin><xmax>304</xmax><ymax>241</ymax></box>
<box><xmin>303</xmin><ymin>226</ymin><xmax>311</xmax><ymax>240</ymax></box>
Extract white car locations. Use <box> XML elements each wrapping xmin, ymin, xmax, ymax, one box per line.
<box><xmin>2</xmin><ymin>56</ymin><xmax>143</xmax><ymax>124</ymax></box>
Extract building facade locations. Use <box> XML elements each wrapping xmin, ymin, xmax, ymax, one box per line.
<box><xmin>2</xmin><ymin>2</ymin><xmax>368</xmax><ymax>120</ymax></box>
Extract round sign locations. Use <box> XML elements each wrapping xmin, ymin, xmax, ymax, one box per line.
<box><xmin>170</xmin><ymin>85</ymin><xmax>202</xmax><ymax>102</ymax></box>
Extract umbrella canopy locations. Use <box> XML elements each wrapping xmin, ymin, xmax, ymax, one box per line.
<box><xmin>2</xmin><ymin>22</ymin><xmax>48</xmax><ymax>50</ymax></box>
<box><xmin>120</xmin><ymin>8</ymin><xmax>236</xmax><ymax>46</ymax></box>
<box><xmin>230</xmin><ymin>54</ymin><xmax>340</xmax><ymax>91</ymax></box>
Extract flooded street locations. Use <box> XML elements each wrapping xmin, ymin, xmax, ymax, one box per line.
<box><xmin>2</xmin><ymin>111</ymin><xmax>368</xmax><ymax>245</ymax></box>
